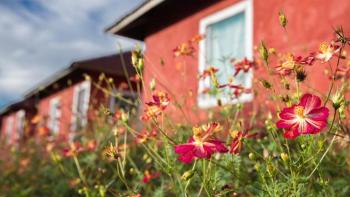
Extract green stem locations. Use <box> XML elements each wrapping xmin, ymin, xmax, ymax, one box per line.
<box><xmin>307</xmin><ymin>110</ymin><xmax>337</xmax><ymax>178</ymax></box>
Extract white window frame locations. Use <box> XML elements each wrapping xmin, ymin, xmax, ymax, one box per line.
<box><xmin>48</xmin><ymin>97</ymin><xmax>61</xmax><ymax>135</ymax></box>
<box><xmin>5</xmin><ymin>116</ymin><xmax>14</xmax><ymax>143</ymax></box>
<box><xmin>71</xmin><ymin>80</ymin><xmax>91</xmax><ymax>132</ymax></box>
<box><xmin>198</xmin><ymin>0</ymin><xmax>253</xmax><ymax>108</ymax></box>
<box><xmin>15</xmin><ymin>110</ymin><xmax>25</xmax><ymax>140</ymax></box>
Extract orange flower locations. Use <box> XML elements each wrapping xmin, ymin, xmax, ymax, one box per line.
<box><xmin>276</xmin><ymin>53</ymin><xmax>297</xmax><ymax>75</ymax></box>
<box><xmin>86</xmin><ymin>140</ymin><xmax>97</xmax><ymax>151</ymax></box>
<box><xmin>190</xmin><ymin>34</ymin><xmax>205</xmax><ymax>44</ymax></box>
<box><xmin>37</xmin><ymin>126</ymin><xmax>50</xmax><ymax>137</ymax></box>
<box><xmin>31</xmin><ymin>115</ymin><xmax>42</xmax><ymax>124</ymax></box>
<box><xmin>200</xmin><ymin>66</ymin><xmax>219</xmax><ymax>79</ymax></box>
<box><xmin>173</xmin><ymin>42</ymin><xmax>195</xmax><ymax>57</ymax></box>
<box><xmin>141</xmin><ymin>91</ymin><xmax>170</xmax><ymax>121</ymax></box>
<box><xmin>62</xmin><ymin>142</ymin><xmax>84</xmax><ymax>157</ymax></box>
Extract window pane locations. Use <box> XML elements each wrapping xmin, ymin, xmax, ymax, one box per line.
<box><xmin>206</xmin><ymin>11</ymin><xmax>246</xmax><ymax>92</ymax></box>
<box><xmin>77</xmin><ymin>89</ymin><xmax>86</xmax><ymax>113</ymax></box>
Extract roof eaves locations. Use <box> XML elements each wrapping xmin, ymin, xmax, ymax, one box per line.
<box><xmin>23</xmin><ymin>67</ymin><xmax>75</xmax><ymax>99</ymax></box>
<box><xmin>105</xmin><ymin>0</ymin><xmax>165</xmax><ymax>35</ymax></box>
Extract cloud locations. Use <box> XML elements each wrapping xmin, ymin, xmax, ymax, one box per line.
<box><xmin>0</xmin><ymin>0</ymin><xmax>143</xmax><ymax>107</ymax></box>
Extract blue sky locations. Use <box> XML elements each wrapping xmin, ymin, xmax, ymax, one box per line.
<box><xmin>0</xmin><ymin>0</ymin><xmax>143</xmax><ymax>108</ymax></box>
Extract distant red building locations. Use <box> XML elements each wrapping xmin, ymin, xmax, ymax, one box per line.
<box><xmin>0</xmin><ymin>99</ymin><xmax>36</xmax><ymax>144</ymax></box>
<box><xmin>106</xmin><ymin>0</ymin><xmax>350</xmax><ymax>122</ymax></box>
<box><xmin>0</xmin><ymin>52</ymin><xmax>137</xmax><ymax>143</ymax></box>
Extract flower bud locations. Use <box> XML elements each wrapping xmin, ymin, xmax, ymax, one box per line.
<box><xmin>278</xmin><ymin>11</ymin><xmax>288</xmax><ymax>28</ymax></box>
<box><xmin>295</xmin><ymin>68</ymin><xmax>307</xmax><ymax>82</ymax></box>
<box><xmin>260</xmin><ymin>79</ymin><xmax>272</xmax><ymax>89</ymax></box>
<box><xmin>248</xmin><ymin>153</ymin><xmax>255</xmax><ymax>160</ymax></box>
<box><xmin>259</xmin><ymin>41</ymin><xmax>269</xmax><ymax>65</ymax></box>
<box><xmin>269</xmin><ymin>48</ymin><xmax>277</xmax><ymax>55</ymax></box>
<box><xmin>332</xmin><ymin>91</ymin><xmax>344</xmax><ymax>110</ymax></box>
<box><xmin>121</xmin><ymin>111</ymin><xmax>129</xmax><ymax>123</ymax></box>
<box><xmin>150</xmin><ymin>78</ymin><xmax>156</xmax><ymax>91</ymax></box>
<box><xmin>181</xmin><ymin>170</ymin><xmax>195</xmax><ymax>181</ymax></box>
<box><xmin>280</xmin><ymin>152</ymin><xmax>289</xmax><ymax>161</ymax></box>
<box><xmin>83</xmin><ymin>74</ymin><xmax>91</xmax><ymax>81</ymax></box>
<box><xmin>254</xmin><ymin>163</ymin><xmax>261</xmax><ymax>171</ymax></box>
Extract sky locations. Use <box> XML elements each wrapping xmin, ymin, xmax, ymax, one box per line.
<box><xmin>0</xmin><ymin>0</ymin><xmax>143</xmax><ymax>108</ymax></box>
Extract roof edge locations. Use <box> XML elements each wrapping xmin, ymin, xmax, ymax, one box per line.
<box><xmin>105</xmin><ymin>0</ymin><xmax>165</xmax><ymax>35</ymax></box>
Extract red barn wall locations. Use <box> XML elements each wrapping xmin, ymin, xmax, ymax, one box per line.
<box><xmin>37</xmin><ymin>80</ymin><xmax>87</xmax><ymax>137</ymax></box>
<box><xmin>142</xmin><ymin>0</ymin><xmax>350</xmax><ymax>123</ymax></box>
<box><xmin>1</xmin><ymin>112</ymin><xmax>19</xmax><ymax>143</ymax></box>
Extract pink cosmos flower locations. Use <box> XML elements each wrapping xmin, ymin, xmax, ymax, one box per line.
<box><xmin>276</xmin><ymin>93</ymin><xmax>329</xmax><ymax>139</ymax></box>
<box><xmin>174</xmin><ymin>122</ymin><xmax>228</xmax><ymax>164</ymax></box>
<box><xmin>316</xmin><ymin>42</ymin><xmax>340</xmax><ymax>63</ymax></box>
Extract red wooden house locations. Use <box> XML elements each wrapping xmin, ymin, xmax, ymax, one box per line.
<box><xmin>106</xmin><ymin>0</ymin><xmax>350</xmax><ymax>122</ymax></box>
<box><xmin>0</xmin><ymin>52</ymin><xmax>137</xmax><ymax>143</ymax></box>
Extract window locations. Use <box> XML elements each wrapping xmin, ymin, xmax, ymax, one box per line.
<box><xmin>198</xmin><ymin>0</ymin><xmax>253</xmax><ymax>108</ymax></box>
<box><xmin>48</xmin><ymin>97</ymin><xmax>61</xmax><ymax>134</ymax></box>
<box><xmin>71</xmin><ymin>81</ymin><xmax>91</xmax><ymax>131</ymax></box>
<box><xmin>5</xmin><ymin>117</ymin><xmax>14</xmax><ymax>142</ymax></box>
<box><xmin>109</xmin><ymin>90</ymin><xmax>137</xmax><ymax>114</ymax></box>
<box><xmin>16</xmin><ymin>110</ymin><xmax>25</xmax><ymax>140</ymax></box>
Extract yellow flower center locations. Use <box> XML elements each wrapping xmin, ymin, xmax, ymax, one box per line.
<box><xmin>281</xmin><ymin>53</ymin><xmax>296</xmax><ymax>69</ymax></box>
<box><xmin>294</xmin><ymin>106</ymin><xmax>305</xmax><ymax>118</ymax></box>
<box><xmin>319</xmin><ymin>42</ymin><xmax>329</xmax><ymax>53</ymax></box>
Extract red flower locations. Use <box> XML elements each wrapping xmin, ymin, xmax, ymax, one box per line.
<box><xmin>141</xmin><ymin>91</ymin><xmax>170</xmax><ymax>121</ymax></box>
<box><xmin>232</xmin><ymin>58</ymin><xmax>255</xmax><ymax>76</ymax></box>
<box><xmin>174</xmin><ymin>122</ymin><xmax>228</xmax><ymax>164</ymax></box>
<box><xmin>297</xmin><ymin>53</ymin><xmax>316</xmax><ymax>65</ymax></box>
<box><xmin>86</xmin><ymin>140</ymin><xmax>97</xmax><ymax>152</ymax></box>
<box><xmin>276</xmin><ymin>93</ymin><xmax>329</xmax><ymax>139</ymax></box>
<box><xmin>316</xmin><ymin>42</ymin><xmax>340</xmax><ymax>63</ymax></box>
<box><xmin>229</xmin><ymin>130</ymin><xmax>256</xmax><ymax>154</ymax></box>
<box><xmin>145</xmin><ymin>91</ymin><xmax>170</xmax><ymax>110</ymax></box>
<box><xmin>142</xmin><ymin>170</ymin><xmax>160</xmax><ymax>183</ymax></box>
<box><xmin>218</xmin><ymin>82</ymin><xmax>251</xmax><ymax>98</ymax></box>
<box><xmin>62</xmin><ymin>142</ymin><xmax>84</xmax><ymax>157</ymax></box>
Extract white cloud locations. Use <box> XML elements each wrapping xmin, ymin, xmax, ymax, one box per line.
<box><xmin>0</xmin><ymin>0</ymin><xmax>143</xmax><ymax>107</ymax></box>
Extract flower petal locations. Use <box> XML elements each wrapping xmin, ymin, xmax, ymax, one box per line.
<box><xmin>178</xmin><ymin>151</ymin><xmax>195</xmax><ymax>164</ymax></box>
<box><xmin>279</xmin><ymin>106</ymin><xmax>297</xmax><ymax>120</ymax></box>
<box><xmin>284</xmin><ymin>129</ymin><xmax>299</xmax><ymax>139</ymax></box>
<box><xmin>174</xmin><ymin>143</ymin><xmax>195</xmax><ymax>154</ymax></box>
<box><xmin>276</xmin><ymin>119</ymin><xmax>297</xmax><ymax>129</ymax></box>
<box><xmin>299</xmin><ymin>94</ymin><xmax>321</xmax><ymax>113</ymax></box>
<box><xmin>307</xmin><ymin>107</ymin><xmax>329</xmax><ymax>121</ymax></box>
<box><xmin>193</xmin><ymin>145</ymin><xmax>210</xmax><ymax>158</ymax></box>
<box><xmin>208</xmin><ymin>140</ymin><xmax>228</xmax><ymax>153</ymax></box>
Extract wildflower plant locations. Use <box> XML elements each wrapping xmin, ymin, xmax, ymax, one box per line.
<box><xmin>2</xmin><ymin>12</ymin><xmax>350</xmax><ymax>197</ymax></box>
